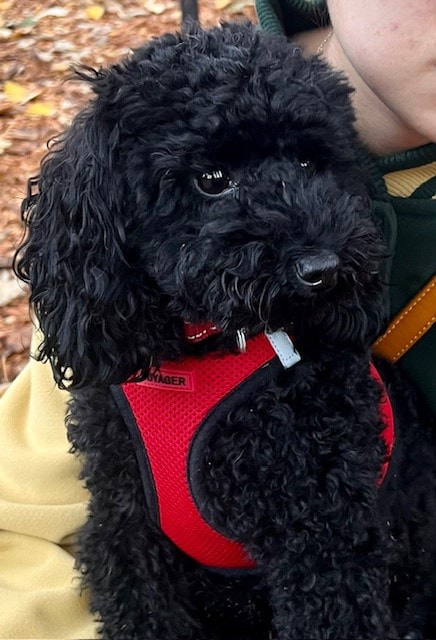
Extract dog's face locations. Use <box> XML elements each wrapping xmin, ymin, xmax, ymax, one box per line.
<box><xmin>16</xmin><ymin>22</ymin><xmax>386</xmax><ymax>388</ymax></box>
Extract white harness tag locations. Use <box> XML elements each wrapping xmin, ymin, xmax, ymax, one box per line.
<box><xmin>265</xmin><ymin>329</ymin><xmax>301</xmax><ymax>369</ymax></box>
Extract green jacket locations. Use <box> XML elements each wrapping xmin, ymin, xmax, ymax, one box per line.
<box><xmin>255</xmin><ymin>0</ymin><xmax>436</xmax><ymax>415</ymax></box>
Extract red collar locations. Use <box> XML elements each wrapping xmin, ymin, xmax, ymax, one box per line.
<box><xmin>183</xmin><ymin>321</ymin><xmax>221</xmax><ymax>343</ymax></box>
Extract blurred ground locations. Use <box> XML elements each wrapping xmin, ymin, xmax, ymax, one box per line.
<box><xmin>0</xmin><ymin>0</ymin><xmax>256</xmax><ymax>395</ymax></box>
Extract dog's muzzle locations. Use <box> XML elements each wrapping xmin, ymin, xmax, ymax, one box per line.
<box><xmin>295</xmin><ymin>251</ymin><xmax>340</xmax><ymax>291</ymax></box>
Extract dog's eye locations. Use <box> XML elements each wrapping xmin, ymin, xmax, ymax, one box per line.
<box><xmin>195</xmin><ymin>170</ymin><xmax>232</xmax><ymax>196</ymax></box>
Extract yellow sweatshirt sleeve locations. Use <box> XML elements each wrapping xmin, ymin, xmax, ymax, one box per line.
<box><xmin>0</xmin><ymin>351</ymin><xmax>99</xmax><ymax>639</ymax></box>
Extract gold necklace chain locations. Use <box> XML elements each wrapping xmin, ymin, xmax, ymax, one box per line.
<box><xmin>316</xmin><ymin>29</ymin><xmax>333</xmax><ymax>55</ymax></box>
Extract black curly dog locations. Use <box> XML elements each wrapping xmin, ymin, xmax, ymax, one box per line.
<box><xmin>16</xmin><ymin>22</ymin><xmax>436</xmax><ymax>640</ymax></box>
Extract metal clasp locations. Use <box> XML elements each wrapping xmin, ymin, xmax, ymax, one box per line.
<box><xmin>236</xmin><ymin>328</ymin><xmax>247</xmax><ymax>353</ymax></box>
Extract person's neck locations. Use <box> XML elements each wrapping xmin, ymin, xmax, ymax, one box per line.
<box><xmin>294</xmin><ymin>29</ymin><xmax>430</xmax><ymax>156</ymax></box>
<box><xmin>324</xmin><ymin>35</ymin><xmax>429</xmax><ymax>156</ymax></box>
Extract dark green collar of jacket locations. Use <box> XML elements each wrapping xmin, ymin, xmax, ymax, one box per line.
<box><xmin>256</xmin><ymin>0</ymin><xmax>328</xmax><ymax>36</ymax></box>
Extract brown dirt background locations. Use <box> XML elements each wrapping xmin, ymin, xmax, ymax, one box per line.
<box><xmin>0</xmin><ymin>0</ymin><xmax>256</xmax><ymax>396</ymax></box>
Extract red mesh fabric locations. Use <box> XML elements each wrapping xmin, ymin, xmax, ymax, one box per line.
<box><xmin>120</xmin><ymin>340</ymin><xmax>394</xmax><ymax>569</ymax></box>
<box><xmin>121</xmin><ymin>333</ymin><xmax>275</xmax><ymax>568</ymax></box>
<box><xmin>370</xmin><ymin>363</ymin><xmax>395</xmax><ymax>486</ymax></box>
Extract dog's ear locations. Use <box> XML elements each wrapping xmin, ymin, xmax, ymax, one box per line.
<box><xmin>14</xmin><ymin>68</ymin><xmax>164</xmax><ymax>389</ymax></box>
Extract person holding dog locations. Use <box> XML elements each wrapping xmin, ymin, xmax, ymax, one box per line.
<box><xmin>0</xmin><ymin>0</ymin><xmax>434</xmax><ymax>638</ymax></box>
<box><xmin>257</xmin><ymin>0</ymin><xmax>436</xmax><ymax>415</ymax></box>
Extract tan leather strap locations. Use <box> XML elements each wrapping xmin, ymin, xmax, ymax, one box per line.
<box><xmin>372</xmin><ymin>275</ymin><xmax>436</xmax><ymax>363</ymax></box>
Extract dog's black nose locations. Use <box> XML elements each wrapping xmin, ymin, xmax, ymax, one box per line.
<box><xmin>295</xmin><ymin>252</ymin><xmax>340</xmax><ymax>290</ymax></box>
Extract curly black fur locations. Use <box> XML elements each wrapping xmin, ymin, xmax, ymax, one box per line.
<box><xmin>15</xmin><ymin>22</ymin><xmax>436</xmax><ymax>640</ymax></box>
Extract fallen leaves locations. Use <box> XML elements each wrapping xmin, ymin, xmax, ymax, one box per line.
<box><xmin>0</xmin><ymin>270</ymin><xmax>27</xmax><ymax>306</ymax></box>
<box><xmin>35</xmin><ymin>6</ymin><xmax>70</xmax><ymax>20</ymax></box>
<box><xmin>0</xmin><ymin>137</ymin><xmax>12</xmax><ymax>154</ymax></box>
<box><xmin>3</xmin><ymin>80</ymin><xmax>40</xmax><ymax>104</ymax></box>
<box><xmin>85</xmin><ymin>5</ymin><xmax>105</xmax><ymax>21</ymax></box>
<box><xmin>26</xmin><ymin>101</ymin><xmax>55</xmax><ymax>117</ymax></box>
<box><xmin>1</xmin><ymin>238</ymin><xmax>36</xmax><ymax>388</ymax></box>
<box><xmin>1</xmin><ymin>82</ymin><xmax>56</xmax><ymax>120</ymax></box>
<box><xmin>215</xmin><ymin>0</ymin><xmax>253</xmax><ymax>11</ymax></box>
<box><xmin>0</xmin><ymin>28</ymin><xmax>13</xmax><ymax>41</ymax></box>
<box><xmin>215</xmin><ymin>0</ymin><xmax>232</xmax><ymax>9</ymax></box>
<box><xmin>143</xmin><ymin>0</ymin><xmax>168</xmax><ymax>15</ymax></box>
<box><xmin>0</xmin><ymin>275</ymin><xmax>31</xmax><ymax>392</ymax></box>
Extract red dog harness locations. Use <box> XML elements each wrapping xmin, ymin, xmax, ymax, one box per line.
<box><xmin>113</xmin><ymin>332</ymin><xmax>394</xmax><ymax>570</ymax></box>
